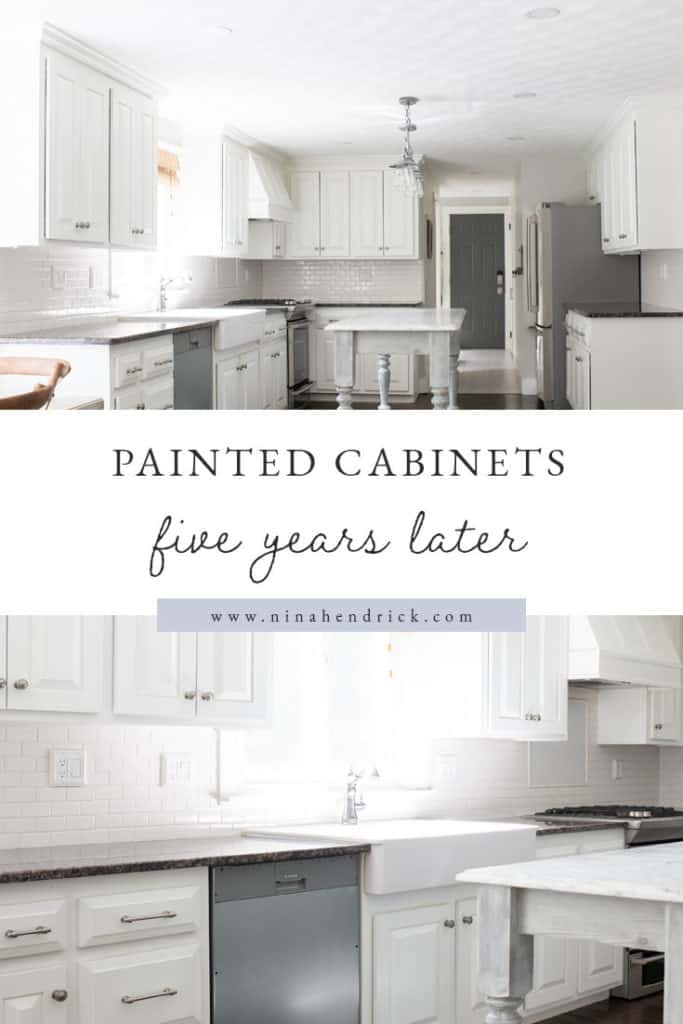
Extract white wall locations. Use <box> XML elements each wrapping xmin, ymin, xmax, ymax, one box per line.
<box><xmin>0</xmin><ymin>246</ymin><xmax>262</xmax><ymax>334</ymax></box>
<box><xmin>641</xmin><ymin>252</ymin><xmax>683</xmax><ymax>309</ymax></box>
<box><xmin>261</xmin><ymin>259</ymin><xmax>424</xmax><ymax>304</ymax></box>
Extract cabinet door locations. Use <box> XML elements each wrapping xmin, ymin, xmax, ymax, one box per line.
<box><xmin>6</xmin><ymin>616</ymin><xmax>109</xmax><ymax>712</ymax></box>
<box><xmin>215</xmin><ymin>354</ymin><xmax>243</xmax><ymax>410</ymax></box>
<box><xmin>195</xmin><ymin>634</ymin><xmax>270</xmax><ymax>722</ymax></box>
<box><xmin>113</xmin><ymin>617</ymin><xmax>197</xmax><ymax>719</ymax></box>
<box><xmin>565</xmin><ymin>333</ymin><xmax>575</xmax><ymax>407</ymax></box>
<box><xmin>649</xmin><ymin>688</ymin><xmax>681</xmax><ymax>742</ymax></box>
<box><xmin>45</xmin><ymin>50</ymin><xmax>109</xmax><ymax>243</ymax></box>
<box><xmin>320</xmin><ymin>171</ymin><xmax>350</xmax><ymax>257</ymax></box>
<box><xmin>487</xmin><ymin>618</ymin><xmax>568</xmax><ymax>740</ymax></box>
<box><xmin>314</xmin><ymin>328</ymin><xmax>336</xmax><ymax>391</ymax></box>
<box><xmin>243</xmin><ymin>347</ymin><xmax>261</xmax><ymax>409</ymax></box>
<box><xmin>373</xmin><ymin>902</ymin><xmax>456</xmax><ymax>1024</ymax></box>
<box><xmin>574</xmin><ymin>342</ymin><xmax>591</xmax><ymax>410</ymax></box>
<box><xmin>0</xmin><ymin>962</ymin><xmax>68</xmax><ymax>1023</ymax></box>
<box><xmin>600</xmin><ymin>141</ymin><xmax>617</xmax><ymax>251</ymax></box>
<box><xmin>577</xmin><ymin>942</ymin><xmax>623</xmax><ymax>994</ymax></box>
<box><xmin>524</xmin><ymin>936</ymin><xmax>578</xmax><ymax>1012</ymax></box>
<box><xmin>455</xmin><ymin>898</ymin><xmax>486</xmax><ymax>1024</ymax></box>
<box><xmin>260</xmin><ymin>338</ymin><xmax>276</xmax><ymax>409</ymax></box>
<box><xmin>273</xmin><ymin>220</ymin><xmax>286</xmax><ymax>257</ymax></box>
<box><xmin>261</xmin><ymin>335</ymin><xmax>287</xmax><ymax>409</ymax></box>
<box><xmin>288</xmin><ymin>171</ymin><xmax>321</xmax><ymax>257</ymax></box>
<box><xmin>142</xmin><ymin>375</ymin><xmax>174</xmax><ymax>410</ymax></box>
<box><xmin>614</xmin><ymin>120</ymin><xmax>638</xmax><ymax>249</ymax></box>
<box><xmin>349</xmin><ymin>170</ymin><xmax>385</xmax><ymax>257</ymax></box>
<box><xmin>222</xmin><ymin>142</ymin><xmax>248</xmax><ymax>254</ymax></box>
<box><xmin>110</xmin><ymin>84</ymin><xmax>157</xmax><ymax>248</ymax></box>
<box><xmin>382</xmin><ymin>170</ymin><xmax>417</xmax><ymax>257</ymax></box>
<box><xmin>113</xmin><ymin>384</ymin><xmax>145</xmax><ymax>410</ymax></box>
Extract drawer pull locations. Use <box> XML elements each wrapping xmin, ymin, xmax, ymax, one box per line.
<box><xmin>52</xmin><ymin>990</ymin><xmax>68</xmax><ymax>1002</ymax></box>
<box><xmin>5</xmin><ymin>926</ymin><xmax>52</xmax><ymax>939</ymax></box>
<box><xmin>462</xmin><ymin>915</ymin><xmax>474</xmax><ymax>925</ymax></box>
<box><xmin>125</xmin><ymin>367</ymin><xmax>143</xmax><ymax>376</ymax></box>
<box><xmin>444</xmin><ymin>919</ymin><xmax>456</xmax><ymax>928</ymax></box>
<box><xmin>120</xmin><ymin>911</ymin><xmax>177</xmax><ymax>924</ymax></box>
<box><xmin>121</xmin><ymin>987</ymin><xmax>178</xmax><ymax>1005</ymax></box>
<box><xmin>154</xmin><ymin>358</ymin><xmax>173</xmax><ymax>367</ymax></box>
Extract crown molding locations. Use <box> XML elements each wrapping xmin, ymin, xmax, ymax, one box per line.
<box><xmin>42</xmin><ymin>22</ymin><xmax>166</xmax><ymax>98</ymax></box>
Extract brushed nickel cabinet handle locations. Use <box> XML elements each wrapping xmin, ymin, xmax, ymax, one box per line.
<box><xmin>51</xmin><ymin>990</ymin><xmax>68</xmax><ymax>1002</ymax></box>
<box><xmin>200</xmin><ymin>691</ymin><xmax>214</xmax><ymax>701</ymax></box>
<box><xmin>444</xmin><ymin>919</ymin><xmax>456</xmax><ymax>928</ymax></box>
<box><xmin>120</xmin><ymin>911</ymin><xmax>177</xmax><ymax>924</ymax></box>
<box><xmin>121</xmin><ymin>987</ymin><xmax>178</xmax><ymax>1005</ymax></box>
<box><xmin>0</xmin><ymin>679</ymin><xmax>6</xmax><ymax>689</ymax></box>
<box><xmin>461</xmin><ymin>915</ymin><xmax>474</xmax><ymax>925</ymax></box>
<box><xmin>619</xmin><ymin>233</ymin><xmax>627</xmax><ymax>239</ymax></box>
<box><xmin>5</xmin><ymin>925</ymin><xmax>51</xmax><ymax>938</ymax></box>
<box><xmin>12</xmin><ymin>679</ymin><xmax>29</xmax><ymax>690</ymax></box>
<box><xmin>183</xmin><ymin>690</ymin><xmax>196</xmax><ymax>700</ymax></box>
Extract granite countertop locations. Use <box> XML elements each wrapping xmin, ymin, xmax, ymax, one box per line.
<box><xmin>325</xmin><ymin>308</ymin><xmax>466</xmax><ymax>332</ymax></box>
<box><xmin>0</xmin><ymin>318</ymin><xmax>219</xmax><ymax>345</ymax></box>
<box><xmin>457</xmin><ymin>842</ymin><xmax>683</xmax><ymax>903</ymax></box>
<box><xmin>569</xmin><ymin>302</ymin><xmax>683</xmax><ymax>318</ymax></box>
<box><xmin>0</xmin><ymin>835</ymin><xmax>370</xmax><ymax>884</ymax></box>
<box><xmin>521</xmin><ymin>817</ymin><xmax>627</xmax><ymax>837</ymax></box>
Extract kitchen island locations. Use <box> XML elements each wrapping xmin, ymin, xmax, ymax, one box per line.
<box><xmin>458</xmin><ymin>843</ymin><xmax>683</xmax><ymax>1023</ymax></box>
<box><xmin>325</xmin><ymin>307</ymin><xmax>466</xmax><ymax>410</ymax></box>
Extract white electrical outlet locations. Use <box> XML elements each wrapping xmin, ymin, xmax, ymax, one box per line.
<box><xmin>437</xmin><ymin>754</ymin><xmax>457</xmax><ymax>781</ymax></box>
<box><xmin>49</xmin><ymin>748</ymin><xmax>86</xmax><ymax>787</ymax></box>
<box><xmin>160</xmin><ymin>752</ymin><xmax>193</xmax><ymax>786</ymax></box>
<box><xmin>50</xmin><ymin>265</ymin><xmax>66</xmax><ymax>291</ymax></box>
<box><xmin>611</xmin><ymin>759</ymin><xmax>624</xmax><ymax>781</ymax></box>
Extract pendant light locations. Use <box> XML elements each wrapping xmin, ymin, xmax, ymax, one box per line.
<box><xmin>389</xmin><ymin>96</ymin><xmax>424</xmax><ymax>198</ymax></box>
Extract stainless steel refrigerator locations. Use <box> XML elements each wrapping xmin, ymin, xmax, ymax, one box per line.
<box><xmin>526</xmin><ymin>203</ymin><xmax>640</xmax><ymax>407</ymax></box>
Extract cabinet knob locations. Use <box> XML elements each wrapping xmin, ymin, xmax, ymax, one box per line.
<box><xmin>461</xmin><ymin>915</ymin><xmax>474</xmax><ymax>925</ymax></box>
<box><xmin>13</xmin><ymin>679</ymin><xmax>29</xmax><ymax>690</ymax></box>
<box><xmin>603</xmin><ymin>237</ymin><xmax>610</xmax><ymax>243</ymax></box>
<box><xmin>619</xmin><ymin>234</ymin><xmax>627</xmax><ymax>240</ymax></box>
<box><xmin>200</xmin><ymin>691</ymin><xmax>214</xmax><ymax>701</ymax></box>
<box><xmin>51</xmin><ymin>990</ymin><xmax>68</xmax><ymax>1002</ymax></box>
<box><xmin>183</xmin><ymin>690</ymin><xmax>196</xmax><ymax>701</ymax></box>
<box><xmin>444</xmin><ymin>919</ymin><xmax>456</xmax><ymax>928</ymax></box>
<box><xmin>0</xmin><ymin>679</ymin><xmax>6</xmax><ymax>689</ymax></box>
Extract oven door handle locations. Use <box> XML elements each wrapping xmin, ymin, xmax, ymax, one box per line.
<box><xmin>632</xmin><ymin>953</ymin><xmax>665</xmax><ymax>966</ymax></box>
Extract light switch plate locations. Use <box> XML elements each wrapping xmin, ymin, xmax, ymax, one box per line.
<box><xmin>611</xmin><ymin>759</ymin><xmax>624</xmax><ymax>780</ymax></box>
<box><xmin>49</xmin><ymin>748</ymin><xmax>86</xmax><ymax>787</ymax></box>
<box><xmin>160</xmin><ymin>752</ymin><xmax>193</xmax><ymax>786</ymax></box>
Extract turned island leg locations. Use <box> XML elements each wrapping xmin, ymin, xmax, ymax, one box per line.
<box><xmin>448</xmin><ymin>338</ymin><xmax>460</xmax><ymax>410</ymax></box>
<box><xmin>334</xmin><ymin>330</ymin><xmax>355</xmax><ymax>411</ymax></box>
<box><xmin>429</xmin><ymin>332</ymin><xmax>451</xmax><ymax>410</ymax></box>
<box><xmin>377</xmin><ymin>353</ymin><xmax>392</xmax><ymax>410</ymax></box>
<box><xmin>478</xmin><ymin>886</ymin><xmax>533</xmax><ymax>1024</ymax></box>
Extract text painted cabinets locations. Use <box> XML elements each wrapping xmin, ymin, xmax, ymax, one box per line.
<box><xmin>112</xmin><ymin>618</ymin><xmax>271</xmax><ymax>723</ymax></box>
<box><xmin>110</xmin><ymin>84</ymin><xmax>158</xmax><ymax>248</ymax></box>
<box><xmin>288</xmin><ymin>165</ymin><xmax>419</xmax><ymax>259</ymax></box>
<box><xmin>44</xmin><ymin>50</ymin><xmax>109</xmax><ymax>243</ymax></box>
<box><xmin>0</xmin><ymin>616</ymin><xmax>110</xmax><ymax>713</ymax></box>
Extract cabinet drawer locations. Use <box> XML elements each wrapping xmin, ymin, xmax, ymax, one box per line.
<box><xmin>78</xmin><ymin>944</ymin><xmax>201</xmax><ymax>1023</ymax></box>
<box><xmin>0</xmin><ymin>900</ymin><xmax>67</xmax><ymax>959</ymax></box>
<box><xmin>143</xmin><ymin>336</ymin><xmax>174</xmax><ymax>380</ymax></box>
<box><xmin>77</xmin><ymin>886</ymin><xmax>201</xmax><ymax>948</ymax></box>
<box><xmin>112</xmin><ymin>345</ymin><xmax>145</xmax><ymax>389</ymax></box>
<box><xmin>0</xmin><ymin>962</ymin><xmax>68</xmax><ymax>1021</ymax></box>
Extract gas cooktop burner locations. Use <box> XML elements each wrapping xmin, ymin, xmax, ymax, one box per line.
<box><xmin>538</xmin><ymin>805</ymin><xmax>683</xmax><ymax>820</ymax></box>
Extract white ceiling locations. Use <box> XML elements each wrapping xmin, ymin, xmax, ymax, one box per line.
<box><xmin>37</xmin><ymin>0</ymin><xmax>683</xmax><ymax>164</ymax></box>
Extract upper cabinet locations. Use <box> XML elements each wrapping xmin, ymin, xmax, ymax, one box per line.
<box><xmin>589</xmin><ymin>101</ymin><xmax>683</xmax><ymax>253</ymax></box>
<box><xmin>287</xmin><ymin>163</ymin><xmax>420</xmax><ymax>260</ymax></box>
<box><xmin>222</xmin><ymin>140</ymin><xmax>249</xmax><ymax>254</ymax></box>
<box><xmin>42</xmin><ymin>37</ymin><xmax>159</xmax><ymax>249</ymax></box>
<box><xmin>110</xmin><ymin>83</ymin><xmax>158</xmax><ymax>247</ymax></box>
<box><xmin>44</xmin><ymin>50</ymin><xmax>110</xmax><ymax>244</ymax></box>
<box><xmin>182</xmin><ymin>134</ymin><xmax>249</xmax><ymax>257</ymax></box>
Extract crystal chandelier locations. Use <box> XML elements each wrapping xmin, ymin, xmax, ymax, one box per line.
<box><xmin>389</xmin><ymin>96</ymin><xmax>424</xmax><ymax>198</ymax></box>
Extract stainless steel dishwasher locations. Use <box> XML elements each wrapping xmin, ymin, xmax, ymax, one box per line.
<box><xmin>173</xmin><ymin>327</ymin><xmax>212</xmax><ymax>409</ymax></box>
<box><xmin>211</xmin><ymin>854</ymin><xmax>360</xmax><ymax>1024</ymax></box>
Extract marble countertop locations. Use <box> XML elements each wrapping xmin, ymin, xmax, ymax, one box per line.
<box><xmin>0</xmin><ymin>317</ymin><xmax>219</xmax><ymax>345</ymax></box>
<box><xmin>0</xmin><ymin>835</ymin><xmax>370</xmax><ymax>884</ymax></box>
<box><xmin>325</xmin><ymin>308</ymin><xmax>467</xmax><ymax>332</ymax></box>
<box><xmin>569</xmin><ymin>302</ymin><xmax>683</xmax><ymax>318</ymax></box>
<box><xmin>458</xmin><ymin>842</ymin><xmax>683</xmax><ymax>902</ymax></box>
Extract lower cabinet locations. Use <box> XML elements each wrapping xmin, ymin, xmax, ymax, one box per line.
<box><xmin>215</xmin><ymin>345</ymin><xmax>260</xmax><ymax>409</ymax></box>
<box><xmin>525</xmin><ymin>936</ymin><xmax>579</xmax><ymax>1013</ymax></box>
<box><xmin>577</xmin><ymin>942</ymin><xmax>623</xmax><ymax>994</ymax></box>
<box><xmin>260</xmin><ymin>333</ymin><xmax>288</xmax><ymax>409</ymax></box>
<box><xmin>0</xmin><ymin>869</ymin><xmax>210</xmax><ymax>1024</ymax></box>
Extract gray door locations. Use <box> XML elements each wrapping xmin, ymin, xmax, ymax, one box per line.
<box><xmin>450</xmin><ymin>213</ymin><xmax>505</xmax><ymax>349</ymax></box>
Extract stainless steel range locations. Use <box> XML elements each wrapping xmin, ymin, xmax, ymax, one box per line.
<box><xmin>536</xmin><ymin>804</ymin><xmax>683</xmax><ymax>1000</ymax></box>
<box><xmin>227</xmin><ymin>299</ymin><xmax>314</xmax><ymax>406</ymax></box>
<box><xmin>535</xmin><ymin>805</ymin><xmax>683</xmax><ymax>846</ymax></box>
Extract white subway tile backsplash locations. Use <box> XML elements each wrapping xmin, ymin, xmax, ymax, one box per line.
<box><xmin>262</xmin><ymin>259</ymin><xmax>424</xmax><ymax>304</ymax></box>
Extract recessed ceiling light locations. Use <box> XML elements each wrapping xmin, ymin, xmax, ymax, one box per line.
<box><xmin>513</xmin><ymin>91</ymin><xmax>537</xmax><ymax>99</ymax></box>
<box><xmin>525</xmin><ymin>7</ymin><xmax>561</xmax><ymax>18</ymax></box>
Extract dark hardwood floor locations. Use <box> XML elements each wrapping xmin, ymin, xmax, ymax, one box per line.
<box><xmin>306</xmin><ymin>394</ymin><xmax>542</xmax><ymax>410</ymax></box>
<box><xmin>551</xmin><ymin>996</ymin><xmax>662</xmax><ymax>1023</ymax></box>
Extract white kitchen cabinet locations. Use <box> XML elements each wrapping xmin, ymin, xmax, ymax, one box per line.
<box><xmin>349</xmin><ymin>170</ymin><xmax>385</xmax><ymax>257</ymax></box>
<box><xmin>455</xmin><ymin>898</ymin><xmax>486</xmax><ymax>1024</ymax></box>
<box><xmin>312</xmin><ymin>310</ymin><xmax>417</xmax><ymax>397</ymax></box>
<box><xmin>373</xmin><ymin>902</ymin><xmax>456</xmax><ymax>1024</ymax></box>
<box><xmin>246</xmin><ymin>219</ymin><xmax>286</xmax><ymax>259</ymax></box>
<box><xmin>44</xmin><ymin>49</ymin><xmax>109</xmax><ymax>243</ymax></box>
<box><xmin>222</xmin><ymin>140</ymin><xmax>249</xmax><ymax>254</ymax></box>
<box><xmin>195</xmin><ymin>633</ymin><xmax>271</xmax><ymax>723</ymax></box>
<box><xmin>215</xmin><ymin>345</ymin><xmax>260</xmax><ymax>410</ymax></box>
<box><xmin>383</xmin><ymin>170</ymin><xmax>418</xmax><ymax>257</ymax></box>
<box><xmin>0</xmin><ymin>962</ymin><xmax>68</xmax><ymax>1023</ymax></box>
<box><xmin>287</xmin><ymin>171</ymin><xmax>320</xmax><ymax>257</ymax></box>
<box><xmin>577</xmin><ymin>942</ymin><xmax>623</xmax><ymax>995</ymax></box>
<box><xmin>260</xmin><ymin>333</ymin><xmax>287</xmax><ymax>409</ymax></box>
<box><xmin>319</xmin><ymin>171</ymin><xmax>350</xmax><ymax>257</ymax></box>
<box><xmin>113</xmin><ymin>618</ymin><xmax>197</xmax><ymax>720</ymax></box>
<box><xmin>4</xmin><ymin>616</ymin><xmax>110</xmax><ymax>713</ymax></box>
<box><xmin>110</xmin><ymin>83</ymin><xmax>157</xmax><ymax>248</ymax></box>
<box><xmin>525</xmin><ymin>937</ymin><xmax>578</xmax><ymax>1013</ymax></box>
<box><xmin>596</xmin><ymin>685</ymin><xmax>682</xmax><ymax>745</ymax></box>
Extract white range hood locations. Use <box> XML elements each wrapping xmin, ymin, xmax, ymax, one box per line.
<box><xmin>248</xmin><ymin>153</ymin><xmax>292</xmax><ymax>222</ymax></box>
<box><xmin>569</xmin><ymin>616</ymin><xmax>682</xmax><ymax>689</ymax></box>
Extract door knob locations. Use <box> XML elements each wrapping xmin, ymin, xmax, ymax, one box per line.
<box><xmin>13</xmin><ymin>679</ymin><xmax>29</xmax><ymax>690</ymax></box>
<box><xmin>51</xmin><ymin>990</ymin><xmax>68</xmax><ymax>1002</ymax></box>
<box><xmin>444</xmin><ymin>919</ymin><xmax>456</xmax><ymax>928</ymax></box>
